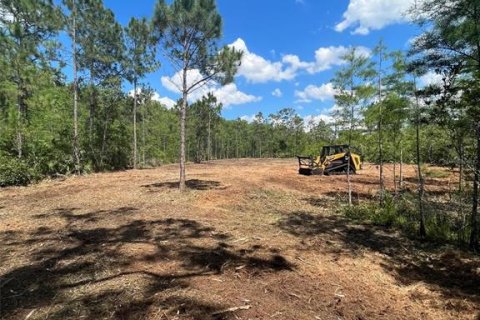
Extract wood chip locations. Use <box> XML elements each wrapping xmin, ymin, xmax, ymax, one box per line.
<box><xmin>24</xmin><ymin>309</ymin><xmax>36</xmax><ymax>320</ymax></box>
<box><xmin>211</xmin><ymin>305</ymin><xmax>251</xmax><ymax>315</ymax></box>
<box><xmin>288</xmin><ymin>292</ymin><xmax>301</xmax><ymax>299</ymax></box>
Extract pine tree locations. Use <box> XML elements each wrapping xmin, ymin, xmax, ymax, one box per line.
<box><xmin>411</xmin><ymin>0</ymin><xmax>480</xmax><ymax>250</ymax></box>
<box><xmin>0</xmin><ymin>0</ymin><xmax>62</xmax><ymax>158</ymax></box>
<box><xmin>123</xmin><ymin>17</ymin><xmax>159</xmax><ymax>169</ymax></box>
<box><xmin>332</xmin><ymin>47</ymin><xmax>375</xmax><ymax>205</ymax></box>
<box><xmin>152</xmin><ymin>0</ymin><xmax>242</xmax><ymax>191</ymax></box>
<box><xmin>73</xmin><ymin>0</ymin><xmax>124</xmax><ymax>169</ymax></box>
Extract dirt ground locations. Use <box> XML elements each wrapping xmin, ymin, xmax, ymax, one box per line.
<box><xmin>0</xmin><ymin>159</ymin><xmax>479</xmax><ymax>320</ymax></box>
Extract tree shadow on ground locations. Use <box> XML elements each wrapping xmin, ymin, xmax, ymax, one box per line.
<box><xmin>277</xmin><ymin>210</ymin><xmax>480</xmax><ymax>311</ymax></box>
<box><xmin>302</xmin><ymin>196</ymin><xmax>337</xmax><ymax>208</ymax></box>
<box><xmin>143</xmin><ymin>179</ymin><xmax>226</xmax><ymax>191</ymax></box>
<box><xmin>0</xmin><ymin>208</ymin><xmax>292</xmax><ymax>320</ymax></box>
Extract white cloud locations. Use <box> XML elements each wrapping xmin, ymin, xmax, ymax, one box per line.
<box><xmin>0</xmin><ymin>8</ymin><xmax>14</xmax><ymax>27</ymax></box>
<box><xmin>309</xmin><ymin>46</ymin><xmax>371</xmax><ymax>73</ymax></box>
<box><xmin>282</xmin><ymin>54</ymin><xmax>311</xmax><ymax>72</ymax></box>
<box><xmin>154</xmin><ymin>94</ymin><xmax>176</xmax><ymax>109</ymax></box>
<box><xmin>229</xmin><ymin>38</ymin><xmax>300</xmax><ymax>83</ymax></box>
<box><xmin>161</xmin><ymin>69</ymin><xmax>203</xmax><ymax>93</ymax></box>
<box><xmin>307</xmin><ymin>46</ymin><xmax>346</xmax><ymax>73</ymax></box>
<box><xmin>161</xmin><ymin>69</ymin><xmax>261</xmax><ymax>107</ymax></box>
<box><xmin>335</xmin><ymin>0</ymin><xmax>417</xmax><ymax>35</ymax></box>
<box><xmin>240</xmin><ymin>114</ymin><xmax>256</xmax><ymax>123</ymax></box>
<box><xmin>214</xmin><ymin>83</ymin><xmax>262</xmax><ymax>107</ymax></box>
<box><xmin>295</xmin><ymin>83</ymin><xmax>337</xmax><ymax>103</ymax></box>
<box><xmin>272</xmin><ymin>88</ymin><xmax>283</xmax><ymax>97</ymax></box>
<box><xmin>419</xmin><ymin>71</ymin><xmax>443</xmax><ymax>87</ymax></box>
<box><xmin>304</xmin><ymin>114</ymin><xmax>334</xmax><ymax>124</ymax></box>
<box><xmin>303</xmin><ymin>114</ymin><xmax>334</xmax><ymax>132</ymax></box>
<box><xmin>292</xmin><ymin>45</ymin><xmax>371</xmax><ymax>75</ymax></box>
<box><xmin>228</xmin><ymin>38</ymin><xmax>371</xmax><ymax>82</ymax></box>
<box><xmin>128</xmin><ymin>88</ymin><xmax>176</xmax><ymax>109</ymax></box>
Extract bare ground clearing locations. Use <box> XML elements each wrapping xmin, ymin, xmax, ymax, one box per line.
<box><xmin>0</xmin><ymin>159</ymin><xmax>479</xmax><ymax>320</ymax></box>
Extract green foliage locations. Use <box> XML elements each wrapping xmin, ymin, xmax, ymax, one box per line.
<box><xmin>332</xmin><ymin>47</ymin><xmax>376</xmax><ymax>145</ymax></box>
<box><xmin>152</xmin><ymin>0</ymin><xmax>242</xmax><ymax>90</ymax></box>
<box><xmin>0</xmin><ymin>155</ymin><xmax>38</xmax><ymax>186</ymax></box>
<box><xmin>343</xmin><ymin>194</ymin><xmax>412</xmax><ymax>228</ymax></box>
<box><xmin>123</xmin><ymin>17</ymin><xmax>159</xmax><ymax>84</ymax></box>
<box><xmin>341</xmin><ymin>191</ymin><xmax>475</xmax><ymax>245</ymax></box>
<box><xmin>424</xmin><ymin>167</ymin><xmax>450</xmax><ymax>179</ymax></box>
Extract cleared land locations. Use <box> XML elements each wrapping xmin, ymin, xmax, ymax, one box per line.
<box><xmin>0</xmin><ymin>159</ymin><xmax>479</xmax><ymax>320</ymax></box>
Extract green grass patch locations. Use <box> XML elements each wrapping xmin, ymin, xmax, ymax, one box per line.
<box><xmin>424</xmin><ymin>168</ymin><xmax>450</xmax><ymax>179</ymax></box>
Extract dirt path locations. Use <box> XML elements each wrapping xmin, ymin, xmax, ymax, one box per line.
<box><xmin>0</xmin><ymin>159</ymin><xmax>478</xmax><ymax>320</ymax></box>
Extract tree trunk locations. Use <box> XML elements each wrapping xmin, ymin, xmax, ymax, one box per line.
<box><xmin>400</xmin><ymin>142</ymin><xmax>404</xmax><ymax>189</ymax></box>
<box><xmin>414</xmin><ymin>80</ymin><xmax>426</xmax><ymax>238</ymax></box>
<box><xmin>99</xmin><ymin>102</ymin><xmax>111</xmax><ymax>170</ymax></box>
<box><xmin>259</xmin><ymin>138</ymin><xmax>262</xmax><ymax>158</ymax></box>
<box><xmin>179</xmin><ymin>68</ymin><xmax>187</xmax><ymax>191</ymax></box>
<box><xmin>469</xmin><ymin>124</ymin><xmax>480</xmax><ymax>251</ymax></box>
<box><xmin>347</xmin><ymin>154</ymin><xmax>352</xmax><ymax>206</ymax></box>
<box><xmin>164</xmin><ymin>135</ymin><xmax>167</xmax><ymax>156</ymax></box>
<box><xmin>207</xmin><ymin>111</ymin><xmax>211</xmax><ymax>161</ymax></box>
<box><xmin>88</xmin><ymin>69</ymin><xmax>98</xmax><ymax>167</ymax></box>
<box><xmin>142</xmin><ymin>96</ymin><xmax>146</xmax><ymax>166</ymax></box>
<box><xmin>133</xmin><ymin>80</ymin><xmax>138</xmax><ymax>169</ymax></box>
<box><xmin>417</xmin><ymin>124</ymin><xmax>426</xmax><ymax>238</ymax></box>
<box><xmin>393</xmin><ymin>160</ymin><xmax>397</xmax><ymax>195</ymax></box>
<box><xmin>15</xmin><ymin>52</ymin><xmax>25</xmax><ymax>159</ymax></box>
<box><xmin>458</xmin><ymin>137</ymin><xmax>464</xmax><ymax>192</ymax></box>
<box><xmin>71</xmin><ymin>2</ymin><xmax>81</xmax><ymax>174</ymax></box>
<box><xmin>14</xmin><ymin>17</ymin><xmax>24</xmax><ymax>159</ymax></box>
<box><xmin>235</xmin><ymin>126</ymin><xmax>239</xmax><ymax>159</ymax></box>
<box><xmin>378</xmin><ymin>54</ymin><xmax>385</xmax><ymax>204</ymax></box>
<box><xmin>393</xmin><ymin>134</ymin><xmax>397</xmax><ymax>195</ymax></box>
<box><xmin>469</xmin><ymin>0</ymin><xmax>480</xmax><ymax>250</ymax></box>
<box><xmin>16</xmin><ymin>83</ymin><xmax>24</xmax><ymax>159</ymax></box>
<box><xmin>347</xmin><ymin>100</ymin><xmax>354</xmax><ymax>206</ymax></box>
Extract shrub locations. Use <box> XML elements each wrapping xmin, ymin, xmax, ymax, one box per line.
<box><xmin>0</xmin><ymin>156</ymin><xmax>37</xmax><ymax>187</ymax></box>
<box><xmin>371</xmin><ymin>195</ymin><xmax>397</xmax><ymax>227</ymax></box>
<box><xmin>341</xmin><ymin>193</ymin><xmax>418</xmax><ymax>230</ymax></box>
<box><xmin>343</xmin><ymin>202</ymin><xmax>376</xmax><ymax>220</ymax></box>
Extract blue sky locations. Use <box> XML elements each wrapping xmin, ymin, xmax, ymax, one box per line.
<box><xmin>101</xmin><ymin>0</ymin><xmax>422</xmax><ymax>122</ymax></box>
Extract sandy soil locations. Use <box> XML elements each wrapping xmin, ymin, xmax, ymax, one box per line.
<box><xmin>0</xmin><ymin>159</ymin><xmax>478</xmax><ymax>320</ymax></box>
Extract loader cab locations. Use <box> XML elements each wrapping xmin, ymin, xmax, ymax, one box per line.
<box><xmin>320</xmin><ymin>145</ymin><xmax>349</xmax><ymax>161</ymax></box>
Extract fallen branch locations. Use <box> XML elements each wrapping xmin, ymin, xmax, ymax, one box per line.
<box><xmin>24</xmin><ymin>309</ymin><xmax>35</xmax><ymax>320</ymax></box>
<box><xmin>288</xmin><ymin>292</ymin><xmax>301</xmax><ymax>299</ymax></box>
<box><xmin>211</xmin><ymin>305</ymin><xmax>251</xmax><ymax>316</ymax></box>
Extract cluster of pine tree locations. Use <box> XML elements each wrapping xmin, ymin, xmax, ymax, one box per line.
<box><xmin>0</xmin><ymin>0</ymin><xmax>333</xmax><ymax>185</ymax></box>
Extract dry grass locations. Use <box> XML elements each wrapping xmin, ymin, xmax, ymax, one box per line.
<box><xmin>0</xmin><ymin>159</ymin><xmax>478</xmax><ymax>320</ymax></box>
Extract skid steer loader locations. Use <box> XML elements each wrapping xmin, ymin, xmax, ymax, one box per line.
<box><xmin>297</xmin><ymin>145</ymin><xmax>362</xmax><ymax>176</ymax></box>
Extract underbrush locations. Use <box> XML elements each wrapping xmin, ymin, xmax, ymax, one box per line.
<box><xmin>0</xmin><ymin>155</ymin><xmax>40</xmax><ymax>187</ymax></box>
<box><xmin>342</xmin><ymin>191</ymin><xmax>473</xmax><ymax>246</ymax></box>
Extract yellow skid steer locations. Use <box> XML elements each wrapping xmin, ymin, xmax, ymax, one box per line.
<box><xmin>297</xmin><ymin>145</ymin><xmax>362</xmax><ymax>176</ymax></box>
